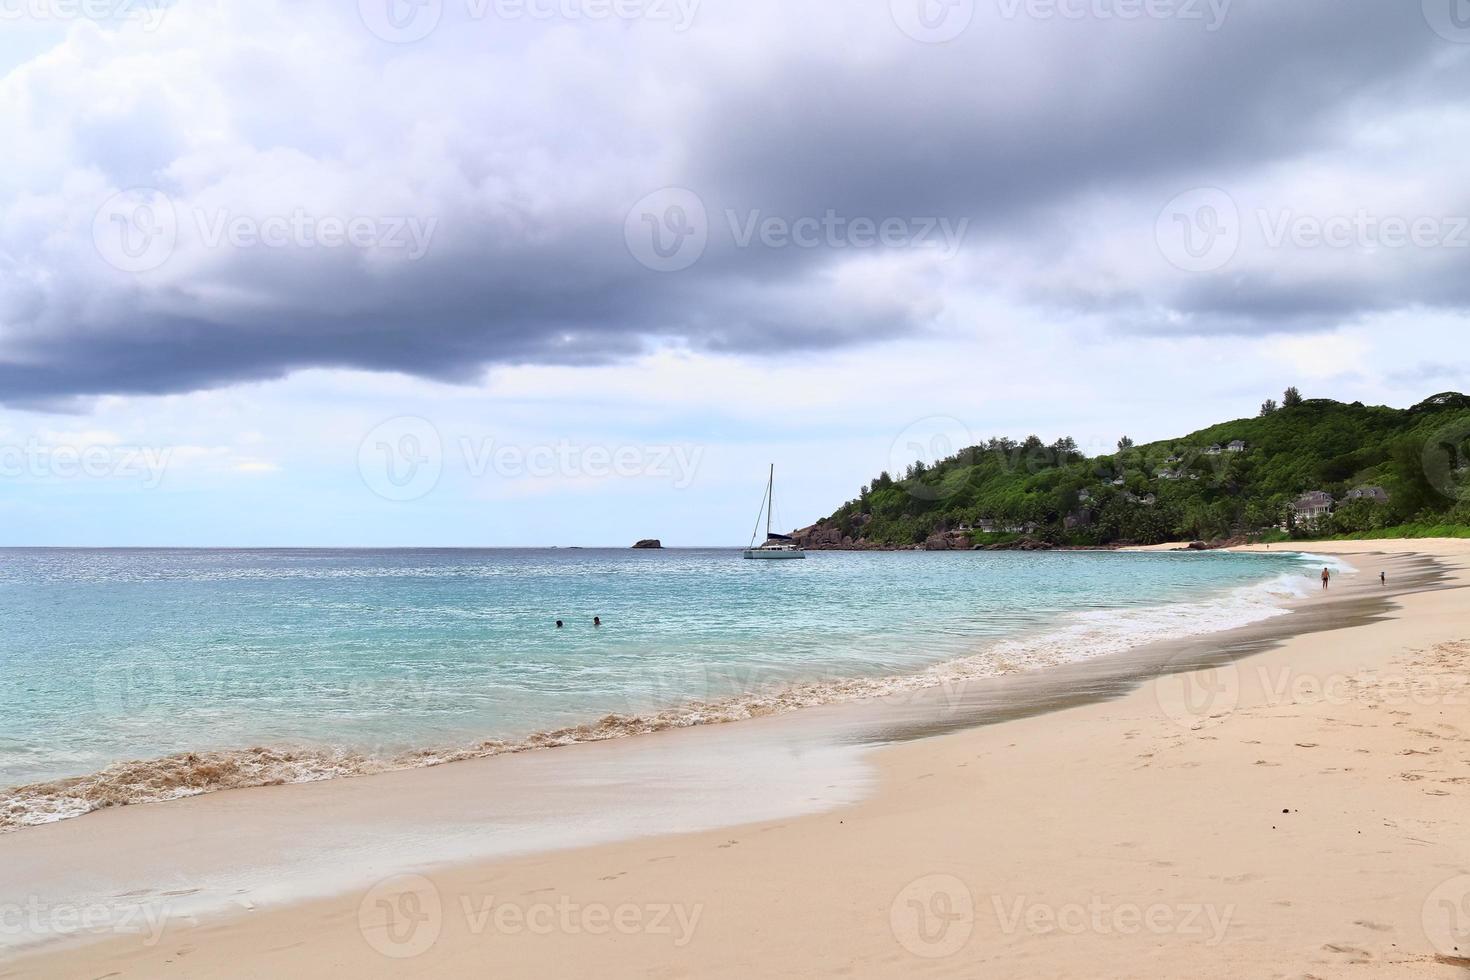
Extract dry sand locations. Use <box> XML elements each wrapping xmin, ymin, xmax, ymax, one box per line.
<box><xmin>5</xmin><ymin>540</ymin><xmax>1469</xmax><ymax>978</ymax></box>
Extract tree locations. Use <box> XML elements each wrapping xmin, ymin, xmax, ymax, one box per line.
<box><xmin>1259</xmin><ymin>398</ymin><xmax>1278</xmax><ymax>416</ymax></box>
<box><xmin>1283</xmin><ymin>386</ymin><xmax>1304</xmax><ymax>407</ymax></box>
<box><xmin>1117</xmin><ymin>435</ymin><xmax>1134</xmax><ymax>452</ymax></box>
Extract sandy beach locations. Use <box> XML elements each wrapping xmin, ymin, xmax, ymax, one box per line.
<box><xmin>4</xmin><ymin>540</ymin><xmax>1468</xmax><ymax>978</ymax></box>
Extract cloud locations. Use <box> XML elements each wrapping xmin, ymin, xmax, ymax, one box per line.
<box><xmin>0</xmin><ymin>0</ymin><xmax>1466</xmax><ymax>405</ymax></box>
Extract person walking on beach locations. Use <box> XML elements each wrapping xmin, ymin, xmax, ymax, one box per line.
<box><xmin>1380</xmin><ymin>571</ymin><xmax>1386</xmax><ymax>586</ymax></box>
<box><xmin>1321</xmin><ymin>567</ymin><xmax>1331</xmax><ymax>590</ymax></box>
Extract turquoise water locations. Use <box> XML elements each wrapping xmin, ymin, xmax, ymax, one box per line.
<box><xmin>0</xmin><ymin>547</ymin><xmax>1327</xmax><ymax>821</ymax></box>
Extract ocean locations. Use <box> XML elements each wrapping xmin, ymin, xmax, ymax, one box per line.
<box><xmin>0</xmin><ymin>547</ymin><xmax>1340</xmax><ymax>828</ymax></box>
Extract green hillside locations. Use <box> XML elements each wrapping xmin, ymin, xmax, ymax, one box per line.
<box><xmin>812</xmin><ymin>391</ymin><xmax>1470</xmax><ymax>547</ymax></box>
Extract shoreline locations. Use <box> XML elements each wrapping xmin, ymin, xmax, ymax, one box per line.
<box><xmin>4</xmin><ymin>540</ymin><xmax>1469</xmax><ymax>976</ymax></box>
<box><xmin>0</xmin><ymin>549</ymin><xmax>1327</xmax><ymax>835</ymax></box>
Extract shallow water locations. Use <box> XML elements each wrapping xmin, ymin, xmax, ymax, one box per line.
<box><xmin>0</xmin><ymin>547</ymin><xmax>1337</xmax><ymax>825</ymax></box>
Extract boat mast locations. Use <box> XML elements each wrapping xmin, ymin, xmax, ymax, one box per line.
<box><xmin>766</xmin><ymin>464</ymin><xmax>774</xmax><ymax>540</ymax></box>
<box><xmin>748</xmin><ymin>466</ymin><xmax>773</xmax><ymax>548</ymax></box>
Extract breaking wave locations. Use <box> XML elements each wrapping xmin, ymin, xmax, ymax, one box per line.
<box><xmin>0</xmin><ymin>563</ymin><xmax>1323</xmax><ymax>832</ymax></box>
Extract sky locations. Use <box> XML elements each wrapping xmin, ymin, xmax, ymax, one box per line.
<box><xmin>1</xmin><ymin>0</ymin><xmax>1468</xmax><ymax>546</ymax></box>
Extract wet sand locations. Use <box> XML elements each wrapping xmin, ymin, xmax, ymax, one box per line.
<box><xmin>4</xmin><ymin>540</ymin><xmax>1468</xmax><ymax>977</ymax></box>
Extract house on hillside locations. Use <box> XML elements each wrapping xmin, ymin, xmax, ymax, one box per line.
<box><xmin>1158</xmin><ymin>468</ymin><xmax>1180</xmax><ymax>481</ymax></box>
<box><xmin>1344</xmin><ymin>485</ymin><xmax>1390</xmax><ymax>504</ymax></box>
<box><xmin>1293</xmin><ymin>490</ymin><xmax>1334</xmax><ymax>525</ymax></box>
<box><xmin>1226</xmin><ymin>440</ymin><xmax>1247</xmax><ymax>453</ymax></box>
<box><xmin>977</xmin><ymin>519</ymin><xmax>1035</xmax><ymax>535</ymax></box>
<box><xmin>1204</xmin><ymin>444</ymin><xmax>1223</xmax><ymax>455</ymax></box>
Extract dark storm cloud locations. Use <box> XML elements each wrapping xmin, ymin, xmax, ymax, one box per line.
<box><xmin>1</xmin><ymin>0</ymin><xmax>1465</xmax><ymax>404</ymax></box>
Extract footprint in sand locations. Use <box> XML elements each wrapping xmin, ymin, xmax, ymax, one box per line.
<box><xmin>1321</xmin><ymin>942</ymin><xmax>1373</xmax><ymax>962</ymax></box>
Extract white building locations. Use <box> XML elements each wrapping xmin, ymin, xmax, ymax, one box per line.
<box><xmin>1293</xmin><ymin>490</ymin><xmax>1334</xmax><ymax>524</ymax></box>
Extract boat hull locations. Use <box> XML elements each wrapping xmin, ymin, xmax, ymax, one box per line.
<box><xmin>742</xmin><ymin>548</ymin><xmax>807</xmax><ymax>559</ymax></box>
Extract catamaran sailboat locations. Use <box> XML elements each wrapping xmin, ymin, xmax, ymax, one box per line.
<box><xmin>743</xmin><ymin>464</ymin><xmax>807</xmax><ymax>559</ymax></box>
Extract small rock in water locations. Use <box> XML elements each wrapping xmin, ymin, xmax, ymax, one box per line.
<box><xmin>632</xmin><ymin>539</ymin><xmax>663</xmax><ymax>549</ymax></box>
